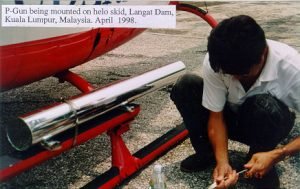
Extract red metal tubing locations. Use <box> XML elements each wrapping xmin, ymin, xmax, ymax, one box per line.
<box><xmin>55</xmin><ymin>70</ymin><xmax>95</xmax><ymax>93</ymax></box>
<box><xmin>175</xmin><ymin>3</ymin><xmax>218</xmax><ymax>28</ymax></box>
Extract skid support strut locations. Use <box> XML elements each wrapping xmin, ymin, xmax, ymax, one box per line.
<box><xmin>55</xmin><ymin>70</ymin><xmax>95</xmax><ymax>93</ymax></box>
<box><xmin>109</xmin><ymin>123</ymin><xmax>140</xmax><ymax>178</ymax></box>
<box><xmin>83</xmin><ymin>123</ymin><xmax>188</xmax><ymax>189</ymax></box>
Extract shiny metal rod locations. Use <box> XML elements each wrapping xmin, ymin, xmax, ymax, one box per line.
<box><xmin>7</xmin><ymin>61</ymin><xmax>186</xmax><ymax>151</ymax></box>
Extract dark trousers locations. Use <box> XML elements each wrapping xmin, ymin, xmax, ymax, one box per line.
<box><xmin>170</xmin><ymin>73</ymin><xmax>295</xmax><ymax>155</ymax></box>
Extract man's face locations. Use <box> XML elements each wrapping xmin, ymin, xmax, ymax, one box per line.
<box><xmin>233</xmin><ymin>48</ymin><xmax>268</xmax><ymax>82</ymax></box>
<box><xmin>233</xmin><ymin>62</ymin><xmax>263</xmax><ymax>81</ymax></box>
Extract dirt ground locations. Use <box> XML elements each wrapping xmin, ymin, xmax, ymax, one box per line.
<box><xmin>1</xmin><ymin>1</ymin><xmax>300</xmax><ymax>189</ymax></box>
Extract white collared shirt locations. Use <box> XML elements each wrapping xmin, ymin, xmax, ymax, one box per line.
<box><xmin>202</xmin><ymin>39</ymin><xmax>300</xmax><ymax>112</ymax></box>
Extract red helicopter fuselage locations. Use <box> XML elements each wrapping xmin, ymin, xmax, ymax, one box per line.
<box><xmin>0</xmin><ymin>27</ymin><xmax>144</xmax><ymax>91</ymax></box>
<box><xmin>0</xmin><ymin>0</ymin><xmax>169</xmax><ymax>91</ymax></box>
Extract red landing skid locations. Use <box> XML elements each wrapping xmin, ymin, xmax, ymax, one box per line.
<box><xmin>0</xmin><ymin>3</ymin><xmax>217</xmax><ymax>188</ymax></box>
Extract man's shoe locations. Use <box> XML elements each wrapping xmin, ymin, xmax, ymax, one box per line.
<box><xmin>247</xmin><ymin>167</ymin><xmax>280</xmax><ymax>189</ymax></box>
<box><xmin>180</xmin><ymin>153</ymin><xmax>215</xmax><ymax>173</ymax></box>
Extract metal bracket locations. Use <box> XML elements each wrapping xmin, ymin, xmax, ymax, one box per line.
<box><xmin>41</xmin><ymin>137</ymin><xmax>62</xmax><ymax>151</ymax></box>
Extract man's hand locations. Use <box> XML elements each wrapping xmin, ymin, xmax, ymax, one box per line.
<box><xmin>213</xmin><ymin>163</ymin><xmax>239</xmax><ymax>189</ymax></box>
<box><xmin>207</xmin><ymin>111</ymin><xmax>237</xmax><ymax>188</ymax></box>
<box><xmin>244</xmin><ymin>150</ymin><xmax>280</xmax><ymax>178</ymax></box>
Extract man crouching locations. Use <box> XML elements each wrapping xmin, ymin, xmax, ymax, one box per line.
<box><xmin>171</xmin><ymin>15</ymin><xmax>300</xmax><ymax>189</ymax></box>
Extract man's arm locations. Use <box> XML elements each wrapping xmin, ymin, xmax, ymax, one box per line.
<box><xmin>208</xmin><ymin>111</ymin><xmax>229</xmax><ymax>166</ymax></box>
<box><xmin>208</xmin><ymin>111</ymin><xmax>238</xmax><ymax>188</ymax></box>
<box><xmin>280</xmin><ymin>136</ymin><xmax>300</xmax><ymax>158</ymax></box>
<box><xmin>245</xmin><ymin>136</ymin><xmax>300</xmax><ymax>178</ymax></box>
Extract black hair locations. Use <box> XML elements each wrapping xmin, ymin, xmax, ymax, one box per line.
<box><xmin>207</xmin><ymin>15</ymin><xmax>267</xmax><ymax>74</ymax></box>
